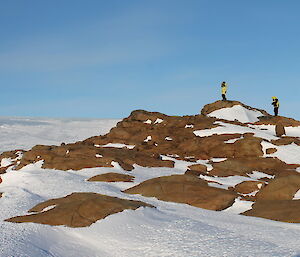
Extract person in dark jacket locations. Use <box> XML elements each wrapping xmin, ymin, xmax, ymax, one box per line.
<box><xmin>272</xmin><ymin>96</ymin><xmax>280</xmax><ymax>116</ymax></box>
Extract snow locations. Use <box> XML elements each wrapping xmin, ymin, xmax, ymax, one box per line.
<box><xmin>223</xmin><ymin>198</ymin><xmax>254</xmax><ymax>214</ymax></box>
<box><xmin>144</xmin><ymin>119</ymin><xmax>152</xmax><ymax>124</ymax></box>
<box><xmin>185</xmin><ymin>124</ymin><xmax>194</xmax><ymax>128</ymax></box>
<box><xmin>1</xmin><ymin>117</ymin><xmax>300</xmax><ymax>256</ymax></box>
<box><xmin>154</xmin><ymin>118</ymin><xmax>164</xmax><ymax>124</ymax></box>
<box><xmin>0</xmin><ymin>117</ymin><xmax>119</xmax><ymax>152</ymax></box>
<box><xmin>199</xmin><ymin>175</ymin><xmax>258</xmax><ymax>189</ymax></box>
<box><xmin>165</xmin><ymin>136</ymin><xmax>173</xmax><ymax>141</ymax></box>
<box><xmin>207</xmin><ymin>105</ymin><xmax>264</xmax><ymax>123</ymax></box>
<box><xmin>262</xmin><ymin>141</ymin><xmax>300</xmax><ymax>164</ymax></box>
<box><xmin>95</xmin><ymin>143</ymin><xmax>135</xmax><ymax>149</ymax></box>
<box><xmin>144</xmin><ymin>135</ymin><xmax>152</xmax><ymax>142</ymax></box>
<box><xmin>247</xmin><ymin>171</ymin><xmax>274</xmax><ymax>180</ymax></box>
<box><xmin>194</xmin><ymin>121</ymin><xmax>278</xmax><ymax>140</ymax></box>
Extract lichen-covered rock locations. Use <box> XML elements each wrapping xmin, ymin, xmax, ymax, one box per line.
<box><xmin>275</xmin><ymin>123</ymin><xmax>286</xmax><ymax>137</ymax></box>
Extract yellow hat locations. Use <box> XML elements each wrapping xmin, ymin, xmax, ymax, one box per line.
<box><xmin>272</xmin><ymin>96</ymin><xmax>277</xmax><ymax>100</ymax></box>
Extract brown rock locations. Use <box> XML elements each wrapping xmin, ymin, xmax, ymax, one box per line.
<box><xmin>256</xmin><ymin>175</ymin><xmax>300</xmax><ymax>200</ymax></box>
<box><xmin>234</xmin><ymin>181</ymin><xmax>265</xmax><ymax>194</ymax></box>
<box><xmin>210</xmin><ymin>157</ymin><xmax>299</xmax><ymax>177</ymax></box>
<box><xmin>275</xmin><ymin>123</ymin><xmax>286</xmax><ymax>137</ymax></box>
<box><xmin>266</xmin><ymin>148</ymin><xmax>277</xmax><ymax>154</ymax></box>
<box><xmin>88</xmin><ymin>173</ymin><xmax>134</xmax><ymax>182</ymax></box>
<box><xmin>201</xmin><ymin>100</ymin><xmax>269</xmax><ymax>117</ymax></box>
<box><xmin>6</xmin><ymin>192</ymin><xmax>153</xmax><ymax>227</ymax></box>
<box><xmin>255</xmin><ymin>115</ymin><xmax>300</xmax><ymax>127</ymax></box>
<box><xmin>124</xmin><ymin>175</ymin><xmax>237</xmax><ymax>211</ymax></box>
<box><xmin>243</xmin><ymin>200</ymin><xmax>300</xmax><ymax>223</ymax></box>
<box><xmin>271</xmin><ymin>137</ymin><xmax>300</xmax><ymax>146</ymax></box>
<box><xmin>185</xmin><ymin>164</ymin><xmax>208</xmax><ymax>176</ymax></box>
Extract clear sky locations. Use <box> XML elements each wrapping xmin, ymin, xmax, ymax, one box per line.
<box><xmin>0</xmin><ymin>0</ymin><xmax>299</xmax><ymax>119</ymax></box>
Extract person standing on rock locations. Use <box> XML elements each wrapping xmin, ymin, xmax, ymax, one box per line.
<box><xmin>272</xmin><ymin>96</ymin><xmax>280</xmax><ymax>116</ymax></box>
<box><xmin>221</xmin><ymin>81</ymin><xmax>227</xmax><ymax>101</ymax></box>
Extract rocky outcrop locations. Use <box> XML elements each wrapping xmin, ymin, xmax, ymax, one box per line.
<box><xmin>201</xmin><ymin>100</ymin><xmax>269</xmax><ymax>117</ymax></box>
<box><xmin>243</xmin><ymin>200</ymin><xmax>300</xmax><ymax>223</ymax></box>
<box><xmin>256</xmin><ymin>175</ymin><xmax>300</xmax><ymax>200</ymax></box>
<box><xmin>255</xmin><ymin>116</ymin><xmax>300</xmax><ymax>127</ymax></box>
<box><xmin>88</xmin><ymin>173</ymin><xmax>134</xmax><ymax>182</ymax></box>
<box><xmin>124</xmin><ymin>175</ymin><xmax>237</xmax><ymax>211</ymax></box>
<box><xmin>209</xmin><ymin>157</ymin><xmax>299</xmax><ymax>177</ymax></box>
<box><xmin>6</xmin><ymin>193</ymin><xmax>153</xmax><ymax>227</ymax></box>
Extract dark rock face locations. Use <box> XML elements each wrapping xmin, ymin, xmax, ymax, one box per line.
<box><xmin>124</xmin><ymin>175</ymin><xmax>237</xmax><ymax>211</ymax></box>
<box><xmin>6</xmin><ymin>192</ymin><xmax>153</xmax><ymax>227</ymax></box>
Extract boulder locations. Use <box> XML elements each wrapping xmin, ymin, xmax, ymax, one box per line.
<box><xmin>243</xmin><ymin>200</ymin><xmax>300</xmax><ymax>223</ymax></box>
<box><xmin>124</xmin><ymin>175</ymin><xmax>237</xmax><ymax>211</ymax></box>
<box><xmin>6</xmin><ymin>192</ymin><xmax>153</xmax><ymax>227</ymax></box>
<box><xmin>275</xmin><ymin>123</ymin><xmax>286</xmax><ymax>137</ymax></box>
<box><xmin>266</xmin><ymin>148</ymin><xmax>277</xmax><ymax>154</ymax></box>
<box><xmin>256</xmin><ymin>175</ymin><xmax>300</xmax><ymax>200</ymax></box>
<box><xmin>234</xmin><ymin>181</ymin><xmax>265</xmax><ymax>194</ymax></box>
<box><xmin>185</xmin><ymin>164</ymin><xmax>208</xmax><ymax>176</ymax></box>
<box><xmin>88</xmin><ymin>173</ymin><xmax>134</xmax><ymax>182</ymax></box>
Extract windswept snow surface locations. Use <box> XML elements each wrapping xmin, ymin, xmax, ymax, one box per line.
<box><xmin>0</xmin><ymin>116</ymin><xmax>119</xmax><ymax>152</ymax></box>
<box><xmin>1</xmin><ymin>117</ymin><xmax>300</xmax><ymax>256</ymax></box>
<box><xmin>207</xmin><ymin>105</ymin><xmax>264</xmax><ymax>123</ymax></box>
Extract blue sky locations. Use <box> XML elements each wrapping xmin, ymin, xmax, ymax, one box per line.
<box><xmin>0</xmin><ymin>0</ymin><xmax>299</xmax><ymax>119</ymax></box>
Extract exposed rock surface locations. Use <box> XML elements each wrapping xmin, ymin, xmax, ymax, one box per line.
<box><xmin>88</xmin><ymin>173</ymin><xmax>134</xmax><ymax>182</ymax></box>
<box><xmin>275</xmin><ymin>123</ymin><xmax>286</xmax><ymax>137</ymax></box>
<box><xmin>243</xmin><ymin>200</ymin><xmax>300</xmax><ymax>223</ymax></box>
<box><xmin>201</xmin><ymin>100</ymin><xmax>269</xmax><ymax>117</ymax></box>
<box><xmin>124</xmin><ymin>175</ymin><xmax>237</xmax><ymax>211</ymax></box>
<box><xmin>6</xmin><ymin>193</ymin><xmax>153</xmax><ymax>227</ymax></box>
<box><xmin>233</xmin><ymin>181</ymin><xmax>265</xmax><ymax>195</ymax></box>
<box><xmin>255</xmin><ymin>116</ymin><xmax>300</xmax><ymax>127</ymax></box>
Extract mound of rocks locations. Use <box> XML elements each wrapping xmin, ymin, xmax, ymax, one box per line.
<box><xmin>6</xmin><ymin>192</ymin><xmax>153</xmax><ymax>227</ymax></box>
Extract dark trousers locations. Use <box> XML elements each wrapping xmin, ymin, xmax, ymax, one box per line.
<box><xmin>274</xmin><ymin>107</ymin><xmax>279</xmax><ymax>116</ymax></box>
<box><xmin>222</xmin><ymin>94</ymin><xmax>227</xmax><ymax>101</ymax></box>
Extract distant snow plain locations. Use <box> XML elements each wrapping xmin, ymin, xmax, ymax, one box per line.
<box><xmin>1</xmin><ymin>116</ymin><xmax>300</xmax><ymax>257</ymax></box>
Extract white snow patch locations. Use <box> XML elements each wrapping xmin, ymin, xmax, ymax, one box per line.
<box><xmin>263</xmin><ymin>142</ymin><xmax>300</xmax><ymax>164</ymax></box>
<box><xmin>210</xmin><ymin>158</ymin><xmax>227</xmax><ymax>163</ymax></box>
<box><xmin>207</xmin><ymin>105</ymin><xmax>264</xmax><ymax>123</ymax></box>
<box><xmin>95</xmin><ymin>143</ymin><xmax>135</xmax><ymax>149</ymax></box>
<box><xmin>224</xmin><ymin>136</ymin><xmax>243</xmax><ymax>143</ymax></box>
<box><xmin>223</xmin><ymin>198</ymin><xmax>254</xmax><ymax>214</ymax></box>
<box><xmin>247</xmin><ymin>171</ymin><xmax>274</xmax><ymax>180</ymax></box>
<box><xmin>194</xmin><ymin>121</ymin><xmax>278</xmax><ymax>140</ymax></box>
<box><xmin>200</xmin><ymin>175</ymin><xmax>257</xmax><ymax>189</ymax></box>
<box><xmin>144</xmin><ymin>119</ymin><xmax>152</xmax><ymax>124</ymax></box>
<box><xmin>154</xmin><ymin>118</ymin><xmax>164</xmax><ymax>124</ymax></box>
<box><xmin>144</xmin><ymin>136</ymin><xmax>152</xmax><ymax>142</ymax></box>
<box><xmin>185</xmin><ymin>124</ymin><xmax>194</xmax><ymax>128</ymax></box>
<box><xmin>165</xmin><ymin>137</ymin><xmax>173</xmax><ymax>141</ymax></box>
<box><xmin>1</xmin><ymin>158</ymin><xmax>13</xmax><ymax>167</ymax></box>
<box><xmin>95</xmin><ymin>154</ymin><xmax>103</xmax><ymax>158</ymax></box>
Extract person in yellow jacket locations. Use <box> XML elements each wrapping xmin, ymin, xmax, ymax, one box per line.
<box><xmin>271</xmin><ymin>96</ymin><xmax>280</xmax><ymax>116</ymax></box>
<box><xmin>221</xmin><ymin>81</ymin><xmax>227</xmax><ymax>101</ymax></box>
